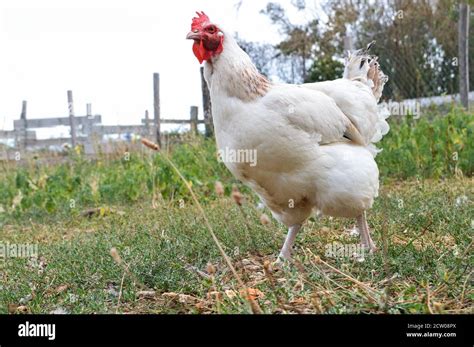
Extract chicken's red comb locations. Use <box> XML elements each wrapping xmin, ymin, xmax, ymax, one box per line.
<box><xmin>191</xmin><ymin>11</ymin><xmax>211</xmax><ymax>31</ymax></box>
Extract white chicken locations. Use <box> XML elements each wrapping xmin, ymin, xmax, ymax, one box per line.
<box><xmin>187</xmin><ymin>12</ymin><xmax>389</xmax><ymax>260</ymax></box>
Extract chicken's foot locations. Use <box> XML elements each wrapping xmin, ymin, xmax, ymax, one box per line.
<box><xmin>278</xmin><ymin>224</ymin><xmax>302</xmax><ymax>261</ymax></box>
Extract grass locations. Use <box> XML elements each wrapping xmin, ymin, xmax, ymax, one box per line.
<box><xmin>0</xmin><ymin>107</ymin><xmax>472</xmax><ymax>314</ymax></box>
<box><xmin>0</xmin><ymin>177</ymin><xmax>472</xmax><ymax>314</ymax></box>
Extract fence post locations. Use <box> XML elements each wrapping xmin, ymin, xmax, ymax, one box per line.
<box><xmin>15</xmin><ymin>100</ymin><xmax>28</xmax><ymax>152</ymax></box>
<box><xmin>458</xmin><ymin>2</ymin><xmax>470</xmax><ymax>110</ymax></box>
<box><xmin>190</xmin><ymin>106</ymin><xmax>198</xmax><ymax>135</ymax></box>
<box><xmin>67</xmin><ymin>90</ymin><xmax>77</xmax><ymax>147</ymax></box>
<box><xmin>21</xmin><ymin>100</ymin><xmax>27</xmax><ymax>120</ymax></box>
<box><xmin>153</xmin><ymin>73</ymin><xmax>161</xmax><ymax>147</ymax></box>
<box><xmin>143</xmin><ymin>110</ymin><xmax>150</xmax><ymax>136</ymax></box>
<box><xmin>83</xmin><ymin>103</ymin><xmax>95</xmax><ymax>155</ymax></box>
<box><xmin>200</xmin><ymin>67</ymin><xmax>213</xmax><ymax>137</ymax></box>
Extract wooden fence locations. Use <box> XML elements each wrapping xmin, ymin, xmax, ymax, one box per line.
<box><xmin>0</xmin><ymin>69</ymin><xmax>212</xmax><ymax>159</ymax></box>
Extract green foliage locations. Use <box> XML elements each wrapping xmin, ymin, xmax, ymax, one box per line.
<box><xmin>0</xmin><ymin>137</ymin><xmax>233</xmax><ymax>223</ymax></box>
<box><xmin>0</xmin><ymin>108</ymin><xmax>472</xmax><ymax>223</ymax></box>
<box><xmin>305</xmin><ymin>56</ymin><xmax>345</xmax><ymax>83</ymax></box>
<box><xmin>378</xmin><ymin>108</ymin><xmax>473</xmax><ymax>179</ymax></box>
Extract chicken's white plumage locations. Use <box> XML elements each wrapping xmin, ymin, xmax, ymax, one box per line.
<box><xmin>191</xmin><ymin>19</ymin><xmax>389</xmax><ymax>260</ymax></box>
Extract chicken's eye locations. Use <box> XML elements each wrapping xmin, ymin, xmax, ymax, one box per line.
<box><xmin>207</xmin><ymin>26</ymin><xmax>216</xmax><ymax>33</ymax></box>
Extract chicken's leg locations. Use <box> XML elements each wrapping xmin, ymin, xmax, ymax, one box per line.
<box><xmin>356</xmin><ymin>212</ymin><xmax>377</xmax><ymax>253</ymax></box>
<box><xmin>278</xmin><ymin>224</ymin><xmax>302</xmax><ymax>261</ymax></box>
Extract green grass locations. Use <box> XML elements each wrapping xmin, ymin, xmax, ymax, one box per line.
<box><xmin>0</xmin><ymin>108</ymin><xmax>472</xmax><ymax>314</ymax></box>
<box><xmin>0</xmin><ymin>178</ymin><xmax>472</xmax><ymax>314</ymax></box>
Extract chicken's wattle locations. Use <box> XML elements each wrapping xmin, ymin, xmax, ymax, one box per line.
<box><xmin>192</xmin><ymin>39</ymin><xmax>224</xmax><ymax>64</ymax></box>
<box><xmin>192</xmin><ymin>41</ymin><xmax>208</xmax><ymax>64</ymax></box>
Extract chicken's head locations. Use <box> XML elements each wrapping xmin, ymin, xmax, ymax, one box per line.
<box><xmin>186</xmin><ymin>11</ymin><xmax>224</xmax><ymax>64</ymax></box>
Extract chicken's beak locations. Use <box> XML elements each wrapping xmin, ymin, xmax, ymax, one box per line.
<box><xmin>186</xmin><ymin>31</ymin><xmax>202</xmax><ymax>40</ymax></box>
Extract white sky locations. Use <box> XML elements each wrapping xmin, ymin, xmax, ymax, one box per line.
<box><xmin>0</xmin><ymin>0</ymin><xmax>320</xmax><ymax>136</ymax></box>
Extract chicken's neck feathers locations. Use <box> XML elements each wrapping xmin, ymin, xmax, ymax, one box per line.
<box><xmin>206</xmin><ymin>32</ymin><xmax>271</xmax><ymax>102</ymax></box>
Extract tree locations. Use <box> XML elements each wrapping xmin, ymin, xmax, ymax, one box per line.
<box><xmin>261</xmin><ymin>1</ymin><xmax>321</xmax><ymax>83</ymax></box>
<box><xmin>240</xmin><ymin>0</ymin><xmax>470</xmax><ymax>98</ymax></box>
<box><xmin>321</xmin><ymin>0</ymin><xmax>469</xmax><ymax>99</ymax></box>
<box><xmin>306</xmin><ymin>57</ymin><xmax>344</xmax><ymax>82</ymax></box>
<box><xmin>260</xmin><ymin>1</ymin><xmax>351</xmax><ymax>83</ymax></box>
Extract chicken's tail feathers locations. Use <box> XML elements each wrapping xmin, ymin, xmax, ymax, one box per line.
<box><xmin>366</xmin><ymin>102</ymin><xmax>391</xmax><ymax>157</ymax></box>
<box><xmin>343</xmin><ymin>41</ymin><xmax>388</xmax><ymax>103</ymax></box>
<box><xmin>343</xmin><ymin>41</ymin><xmax>390</xmax><ymax>150</ymax></box>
